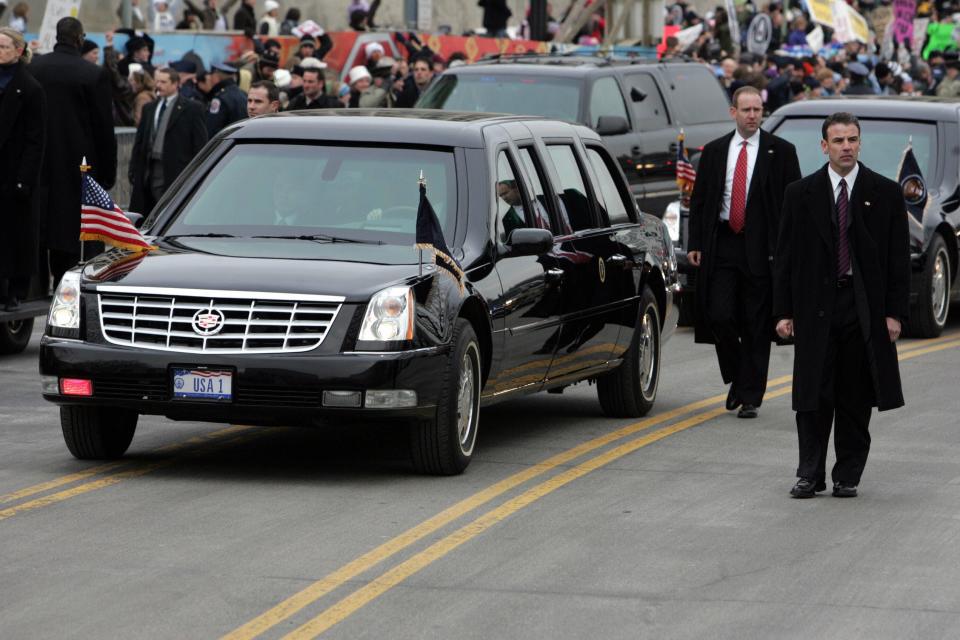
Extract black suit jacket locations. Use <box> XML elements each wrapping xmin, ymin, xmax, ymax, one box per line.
<box><xmin>29</xmin><ymin>44</ymin><xmax>117</xmax><ymax>252</ymax></box>
<box><xmin>687</xmin><ymin>129</ymin><xmax>801</xmax><ymax>344</ymax></box>
<box><xmin>129</xmin><ymin>97</ymin><xmax>209</xmax><ymax>213</ymax></box>
<box><xmin>773</xmin><ymin>163</ymin><xmax>910</xmax><ymax>412</ymax></box>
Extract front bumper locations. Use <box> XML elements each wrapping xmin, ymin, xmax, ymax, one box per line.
<box><xmin>39</xmin><ymin>337</ymin><xmax>448</xmax><ymax>426</ymax></box>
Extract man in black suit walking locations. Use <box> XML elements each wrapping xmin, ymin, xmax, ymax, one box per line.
<box><xmin>775</xmin><ymin>112</ymin><xmax>910</xmax><ymax>498</ymax></box>
<box><xmin>129</xmin><ymin>67</ymin><xmax>208</xmax><ymax>215</ymax></box>
<box><xmin>687</xmin><ymin>86</ymin><xmax>801</xmax><ymax>418</ymax></box>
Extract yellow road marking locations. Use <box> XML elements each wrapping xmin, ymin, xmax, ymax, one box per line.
<box><xmin>283</xmin><ymin>386</ymin><xmax>791</xmax><ymax>639</ymax></box>
<box><xmin>229</xmin><ymin>334</ymin><xmax>960</xmax><ymax>639</ymax></box>
<box><xmin>0</xmin><ymin>425</ymin><xmax>252</xmax><ymax>506</ymax></box>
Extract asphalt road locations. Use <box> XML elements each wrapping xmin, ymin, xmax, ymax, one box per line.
<box><xmin>2</xmin><ymin>316</ymin><xmax>960</xmax><ymax>639</ymax></box>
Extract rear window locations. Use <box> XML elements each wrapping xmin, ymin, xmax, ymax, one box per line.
<box><xmin>769</xmin><ymin>117</ymin><xmax>937</xmax><ymax>180</ymax></box>
<box><xmin>417</xmin><ymin>73</ymin><xmax>582</xmax><ymax>123</ymax></box>
<box><xmin>165</xmin><ymin>144</ymin><xmax>457</xmax><ymax>245</ymax></box>
<box><xmin>662</xmin><ymin>66</ymin><xmax>730</xmax><ymax>124</ymax></box>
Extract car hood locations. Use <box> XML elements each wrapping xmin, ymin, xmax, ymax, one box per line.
<box><xmin>82</xmin><ymin>237</ymin><xmax>428</xmax><ymax>302</ymax></box>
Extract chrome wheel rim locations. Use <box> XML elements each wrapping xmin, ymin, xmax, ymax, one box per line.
<box><xmin>932</xmin><ymin>249</ymin><xmax>949</xmax><ymax>325</ymax></box>
<box><xmin>457</xmin><ymin>343</ymin><xmax>479</xmax><ymax>456</ymax></box>
<box><xmin>637</xmin><ymin>305</ymin><xmax>659</xmax><ymax>400</ymax></box>
<box><xmin>6</xmin><ymin>320</ymin><xmax>23</xmax><ymax>333</ymax></box>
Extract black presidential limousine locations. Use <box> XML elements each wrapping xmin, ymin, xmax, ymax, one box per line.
<box><xmin>40</xmin><ymin>110</ymin><xmax>679</xmax><ymax>475</ymax></box>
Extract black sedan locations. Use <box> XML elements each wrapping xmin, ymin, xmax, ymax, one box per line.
<box><xmin>40</xmin><ymin>111</ymin><xmax>679</xmax><ymax>474</ymax></box>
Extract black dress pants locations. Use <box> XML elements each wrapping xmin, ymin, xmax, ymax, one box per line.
<box><xmin>795</xmin><ymin>283</ymin><xmax>874</xmax><ymax>485</ymax></box>
<box><xmin>707</xmin><ymin>222</ymin><xmax>771</xmax><ymax>406</ymax></box>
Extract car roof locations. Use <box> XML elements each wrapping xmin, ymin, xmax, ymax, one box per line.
<box><xmin>769</xmin><ymin>96</ymin><xmax>960</xmax><ymax>120</ymax></box>
<box><xmin>225</xmin><ymin>109</ymin><xmax>579</xmax><ymax>148</ymax></box>
<box><xmin>443</xmin><ymin>57</ymin><xmax>699</xmax><ymax>77</ymax></box>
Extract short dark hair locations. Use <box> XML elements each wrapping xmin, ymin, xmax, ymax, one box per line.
<box><xmin>56</xmin><ymin>17</ymin><xmax>84</xmax><ymax>45</ymax></box>
<box><xmin>250</xmin><ymin>80</ymin><xmax>279</xmax><ymax>103</ymax></box>
<box><xmin>732</xmin><ymin>85</ymin><xmax>762</xmax><ymax>107</ymax></box>
<box><xmin>157</xmin><ymin>67</ymin><xmax>180</xmax><ymax>84</ymax></box>
<box><xmin>821</xmin><ymin>112</ymin><xmax>861</xmax><ymax>140</ymax></box>
<box><xmin>302</xmin><ymin>68</ymin><xmax>324</xmax><ymax>82</ymax></box>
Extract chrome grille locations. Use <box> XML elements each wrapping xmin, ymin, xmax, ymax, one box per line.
<box><xmin>96</xmin><ymin>287</ymin><xmax>344</xmax><ymax>354</ymax></box>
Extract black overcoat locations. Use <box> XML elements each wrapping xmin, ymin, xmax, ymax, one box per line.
<box><xmin>128</xmin><ymin>97</ymin><xmax>209</xmax><ymax>214</ymax></box>
<box><xmin>0</xmin><ymin>61</ymin><xmax>45</xmax><ymax>280</ymax></box>
<box><xmin>773</xmin><ymin>163</ymin><xmax>910</xmax><ymax>412</ymax></box>
<box><xmin>29</xmin><ymin>44</ymin><xmax>117</xmax><ymax>253</ymax></box>
<box><xmin>687</xmin><ymin>129</ymin><xmax>802</xmax><ymax>344</ymax></box>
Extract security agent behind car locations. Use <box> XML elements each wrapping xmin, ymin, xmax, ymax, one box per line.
<box><xmin>39</xmin><ymin>110</ymin><xmax>679</xmax><ymax>475</ymax></box>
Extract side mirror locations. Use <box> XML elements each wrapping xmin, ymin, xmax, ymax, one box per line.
<box><xmin>630</xmin><ymin>87</ymin><xmax>646</xmax><ymax>102</ymax></box>
<box><xmin>123</xmin><ymin>211</ymin><xmax>144</xmax><ymax>229</ymax></box>
<box><xmin>595</xmin><ymin>115</ymin><xmax>630</xmax><ymax>136</ymax></box>
<box><xmin>506</xmin><ymin>227</ymin><xmax>553</xmax><ymax>257</ymax></box>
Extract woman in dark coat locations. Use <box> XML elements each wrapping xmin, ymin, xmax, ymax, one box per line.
<box><xmin>0</xmin><ymin>27</ymin><xmax>45</xmax><ymax>310</ymax></box>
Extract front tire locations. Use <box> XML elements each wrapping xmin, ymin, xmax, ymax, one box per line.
<box><xmin>598</xmin><ymin>285</ymin><xmax>661</xmax><ymax>418</ymax></box>
<box><xmin>60</xmin><ymin>406</ymin><xmax>138</xmax><ymax>460</ymax></box>
<box><xmin>907</xmin><ymin>234</ymin><xmax>950</xmax><ymax>338</ymax></box>
<box><xmin>0</xmin><ymin>318</ymin><xmax>34</xmax><ymax>355</ymax></box>
<box><xmin>410</xmin><ymin>319</ymin><xmax>481</xmax><ymax>475</ymax></box>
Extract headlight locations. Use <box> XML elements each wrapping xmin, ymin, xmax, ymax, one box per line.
<box><xmin>48</xmin><ymin>270</ymin><xmax>82</xmax><ymax>329</ymax></box>
<box><xmin>358</xmin><ymin>286</ymin><xmax>414</xmax><ymax>342</ymax></box>
<box><xmin>662</xmin><ymin>201</ymin><xmax>681</xmax><ymax>244</ymax></box>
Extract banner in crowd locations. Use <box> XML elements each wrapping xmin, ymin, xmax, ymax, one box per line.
<box><xmin>38</xmin><ymin>0</ymin><xmax>81</xmax><ymax>53</ymax></box>
<box><xmin>805</xmin><ymin>0</ymin><xmax>869</xmax><ymax>43</ymax></box>
<box><xmin>892</xmin><ymin>0</ymin><xmax>917</xmax><ymax>45</ymax></box>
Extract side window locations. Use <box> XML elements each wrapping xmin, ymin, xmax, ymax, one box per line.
<box><xmin>545</xmin><ymin>144</ymin><xmax>594</xmax><ymax>233</ymax></box>
<box><xmin>623</xmin><ymin>73</ymin><xmax>668</xmax><ymax>130</ymax></box>
<box><xmin>517</xmin><ymin>147</ymin><xmax>556</xmax><ymax>233</ymax></box>
<box><xmin>586</xmin><ymin>147</ymin><xmax>632</xmax><ymax>225</ymax></box>
<box><xmin>588</xmin><ymin>76</ymin><xmax>630</xmax><ymax>129</ymax></box>
<box><xmin>663</xmin><ymin>66</ymin><xmax>730</xmax><ymax>124</ymax></box>
<box><xmin>495</xmin><ymin>151</ymin><xmax>532</xmax><ymax>242</ymax></box>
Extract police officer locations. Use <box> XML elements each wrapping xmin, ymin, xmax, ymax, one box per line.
<box><xmin>205</xmin><ymin>62</ymin><xmax>247</xmax><ymax>137</ymax></box>
<box><xmin>170</xmin><ymin>59</ymin><xmax>205</xmax><ymax>103</ymax></box>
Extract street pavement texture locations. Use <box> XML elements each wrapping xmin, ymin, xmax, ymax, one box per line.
<box><xmin>2</xmin><ymin>317</ymin><xmax>960</xmax><ymax>639</ymax></box>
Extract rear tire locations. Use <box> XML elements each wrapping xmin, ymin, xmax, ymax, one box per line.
<box><xmin>410</xmin><ymin>319</ymin><xmax>481</xmax><ymax>475</ymax></box>
<box><xmin>907</xmin><ymin>234</ymin><xmax>950</xmax><ymax>338</ymax></box>
<box><xmin>60</xmin><ymin>406</ymin><xmax>138</xmax><ymax>460</ymax></box>
<box><xmin>598</xmin><ymin>285</ymin><xmax>661</xmax><ymax>418</ymax></box>
<box><xmin>0</xmin><ymin>318</ymin><xmax>34</xmax><ymax>355</ymax></box>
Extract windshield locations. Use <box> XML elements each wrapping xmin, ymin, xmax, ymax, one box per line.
<box><xmin>769</xmin><ymin>117</ymin><xmax>937</xmax><ymax>180</ymax></box>
<box><xmin>163</xmin><ymin>144</ymin><xmax>458</xmax><ymax>246</ymax></box>
<box><xmin>417</xmin><ymin>74</ymin><xmax>582</xmax><ymax>123</ymax></box>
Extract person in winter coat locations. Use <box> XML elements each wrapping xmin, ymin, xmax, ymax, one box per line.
<box><xmin>258</xmin><ymin>0</ymin><xmax>280</xmax><ymax>35</ymax></box>
<box><xmin>233</xmin><ymin>0</ymin><xmax>256</xmax><ymax>31</ymax></box>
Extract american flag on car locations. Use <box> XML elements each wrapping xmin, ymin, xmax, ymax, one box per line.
<box><xmin>80</xmin><ymin>173</ymin><xmax>155</xmax><ymax>253</ymax></box>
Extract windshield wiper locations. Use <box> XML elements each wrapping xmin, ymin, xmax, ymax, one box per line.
<box><xmin>164</xmin><ymin>233</ymin><xmax>237</xmax><ymax>238</ymax></box>
<box><xmin>252</xmin><ymin>234</ymin><xmax>381</xmax><ymax>245</ymax></box>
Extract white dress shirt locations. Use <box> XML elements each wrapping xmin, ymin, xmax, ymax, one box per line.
<box><xmin>827</xmin><ymin>163</ymin><xmax>858</xmax><ymax>276</ymax></box>
<box><xmin>720</xmin><ymin>129</ymin><xmax>760</xmax><ymax>221</ymax></box>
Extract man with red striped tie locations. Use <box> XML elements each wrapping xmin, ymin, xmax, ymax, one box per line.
<box><xmin>774</xmin><ymin>113</ymin><xmax>909</xmax><ymax>498</ymax></box>
<box><xmin>687</xmin><ymin>86</ymin><xmax>801</xmax><ymax>419</ymax></box>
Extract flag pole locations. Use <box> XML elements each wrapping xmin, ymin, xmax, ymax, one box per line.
<box><xmin>417</xmin><ymin>169</ymin><xmax>425</xmax><ymax>278</ymax></box>
<box><xmin>80</xmin><ymin>157</ymin><xmax>91</xmax><ymax>264</ymax></box>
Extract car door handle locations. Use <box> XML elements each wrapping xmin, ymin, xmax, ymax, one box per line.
<box><xmin>545</xmin><ymin>268</ymin><xmax>564</xmax><ymax>281</ymax></box>
<box><xmin>607</xmin><ymin>254</ymin><xmax>628</xmax><ymax>264</ymax></box>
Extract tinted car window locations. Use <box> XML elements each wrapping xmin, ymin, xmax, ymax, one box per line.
<box><xmin>496</xmin><ymin>151</ymin><xmax>544</xmax><ymax>240</ymax></box>
<box><xmin>166</xmin><ymin>144</ymin><xmax>457</xmax><ymax>245</ymax></box>
<box><xmin>586</xmin><ymin>147</ymin><xmax>631</xmax><ymax>225</ymax></box>
<box><xmin>418</xmin><ymin>74</ymin><xmax>581</xmax><ymax>122</ymax></box>
<box><xmin>771</xmin><ymin>117</ymin><xmax>937</xmax><ymax>179</ymax></box>
<box><xmin>623</xmin><ymin>73</ymin><xmax>668</xmax><ymax>129</ymax></box>
<box><xmin>546</xmin><ymin>144</ymin><xmax>594</xmax><ymax>232</ymax></box>
<box><xmin>588</xmin><ymin>76</ymin><xmax>629</xmax><ymax>128</ymax></box>
<box><xmin>663</xmin><ymin>66</ymin><xmax>729</xmax><ymax>124</ymax></box>
<box><xmin>518</xmin><ymin>147</ymin><xmax>559</xmax><ymax>233</ymax></box>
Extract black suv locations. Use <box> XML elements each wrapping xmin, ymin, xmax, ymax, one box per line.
<box><xmin>416</xmin><ymin>55</ymin><xmax>732</xmax><ymax>217</ymax></box>
<box><xmin>40</xmin><ymin>111</ymin><xmax>679</xmax><ymax>475</ymax></box>
<box><xmin>765</xmin><ymin>97</ymin><xmax>959</xmax><ymax>337</ymax></box>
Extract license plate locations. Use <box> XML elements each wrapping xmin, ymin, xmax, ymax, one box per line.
<box><xmin>172</xmin><ymin>368</ymin><xmax>232</xmax><ymax>401</ymax></box>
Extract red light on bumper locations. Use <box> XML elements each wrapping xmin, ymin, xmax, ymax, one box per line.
<box><xmin>60</xmin><ymin>378</ymin><xmax>93</xmax><ymax>396</ymax></box>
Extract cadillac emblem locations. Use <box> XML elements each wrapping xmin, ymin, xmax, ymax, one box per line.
<box><xmin>192</xmin><ymin>307</ymin><xmax>225</xmax><ymax>336</ymax></box>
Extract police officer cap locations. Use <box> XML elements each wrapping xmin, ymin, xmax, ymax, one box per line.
<box><xmin>170</xmin><ymin>59</ymin><xmax>197</xmax><ymax>73</ymax></box>
<box><xmin>212</xmin><ymin>62</ymin><xmax>238</xmax><ymax>74</ymax></box>
<box><xmin>847</xmin><ymin>61</ymin><xmax>869</xmax><ymax>77</ymax></box>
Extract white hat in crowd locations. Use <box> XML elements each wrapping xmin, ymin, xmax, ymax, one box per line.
<box><xmin>299</xmin><ymin>56</ymin><xmax>327</xmax><ymax>69</ymax></box>
<box><xmin>273</xmin><ymin>68</ymin><xmax>292</xmax><ymax>88</ymax></box>
<box><xmin>264</xmin><ymin>0</ymin><xmax>280</xmax><ymax>12</ymax></box>
<box><xmin>364</xmin><ymin>42</ymin><xmax>385</xmax><ymax>58</ymax></box>
<box><xmin>348</xmin><ymin>65</ymin><xmax>372</xmax><ymax>86</ymax></box>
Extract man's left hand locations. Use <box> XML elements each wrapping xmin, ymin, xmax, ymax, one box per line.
<box><xmin>886</xmin><ymin>317</ymin><xmax>901</xmax><ymax>342</ymax></box>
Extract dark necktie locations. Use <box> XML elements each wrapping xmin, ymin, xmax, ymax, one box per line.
<box><xmin>729</xmin><ymin>141</ymin><xmax>748</xmax><ymax>233</ymax></box>
<box><xmin>156</xmin><ymin>98</ymin><xmax>167</xmax><ymax>129</ymax></box>
<box><xmin>836</xmin><ymin>178</ymin><xmax>850</xmax><ymax>277</ymax></box>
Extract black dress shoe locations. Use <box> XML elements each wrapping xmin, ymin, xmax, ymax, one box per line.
<box><xmin>815</xmin><ymin>479</ymin><xmax>827</xmax><ymax>492</ymax></box>
<box><xmin>737</xmin><ymin>404</ymin><xmax>758</xmax><ymax>418</ymax></box>
<box><xmin>832</xmin><ymin>482</ymin><xmax>858</xmax><ymax>498</ymax></box>
<box><xmin>726</xmin><ymin>385</ymin><xmax>741</xmax><ymax>411</ymax></box>
<box><xmin>790</xmin><ymin>478</ymin><xmax>817</xmax><ymax>498</ymax></box>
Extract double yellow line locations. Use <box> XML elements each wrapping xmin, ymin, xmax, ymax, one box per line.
<box><xmin>224</xmin><ymin>333</ymin><xmax>960</xmax><ymax>639</ymax></box>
